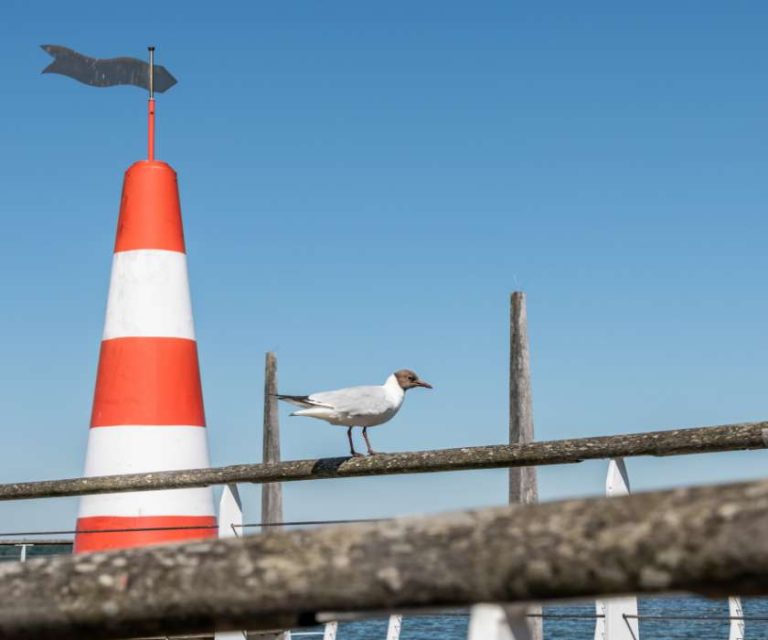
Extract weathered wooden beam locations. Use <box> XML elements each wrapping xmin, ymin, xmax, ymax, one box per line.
<box><xmin>3</xmin><ymin>478</ymin><xmax>768</xmax><ymax>640</ymax></box>
<box><xmin>0</xmin><ymin>421</ymin><xmax>766</xmax><ymax>501</ymax></box>
<box><xmin>261</xmin><ymin>352</ymin><xmax>284</xmax><ymax>528</ymax></box>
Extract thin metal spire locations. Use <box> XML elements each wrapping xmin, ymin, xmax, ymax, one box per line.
<box><xmin>147</xmin><ymin>46</ymin><xmax>155</xmax><ymax>160</ymax></box>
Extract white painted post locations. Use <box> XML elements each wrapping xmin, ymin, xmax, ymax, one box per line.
<box><xmin>605</xmin><ymin>458</ymin><xmax>631</xmax><ymax>497</ymax></box>
<box><xmin>468</xmin><ymin>604</ymin><xmax>532</xmax><ymax>640</ymax></box>
<box><xmin>594</xmin><ymin>600</ymin><xmax>605</xmax><ymax>640</ymax></box>
<box><xmin>596</xmin><ymin>458</ymin><xmax>640</xmax><ymax>640</ymax></box>
<box><xmin>386</xmin><ymin>614</ymin><xmax>402</xmax><ymax>640</ymax></box>
<box><xmin>218</xmin><ymin>483</ymin><xmax>243</xmax><ymax>539</ymax></box>
<box><xmin>322</xmin><ymin>621</ymin><xmax>338</xmax><ymax>640</ymax></box>
<box><xmin>15</xmin><ymin>544</ymin><xmax>28</xmax><ymax>563</ymax></box>
<box><xmin>728</xmin><ymin>597</ymin><xmax>744</xmax><ymax>640</ymax></box>
<box><xmin>215</xmin><ymin>484</ymin><xmax>248</xmax><ymax>640</ymax></box>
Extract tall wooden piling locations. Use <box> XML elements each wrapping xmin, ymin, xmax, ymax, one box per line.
<box><xmin>262</xmin><ymin>352</ymin><xmax>290</xmax><ymax>640</ymax></box>
<box><xmin>262</xmin><ymin>352</ymin><xmax>284</xmax><ymax>528</ymax></box>
<box><xmin>509</xmin><ymin>292</ymin><xmax>538</xmax><ymax>504</ymax></box>
<box><xmin>509</xmin><ymin>292</ymin><xmax>542</xmax><ymax>640</ymax></box>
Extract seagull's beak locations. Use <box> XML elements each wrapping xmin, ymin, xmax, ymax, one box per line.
<box><xmin>414</xmin><ymin>379</ymin><xmax>433</xmax><ymax>389</ymax></box>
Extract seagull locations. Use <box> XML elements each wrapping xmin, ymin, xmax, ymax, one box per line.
<box><xmin>276</xmin><ymin>369</ymin><xmax>432</xmax><ymax>457</ymax></box>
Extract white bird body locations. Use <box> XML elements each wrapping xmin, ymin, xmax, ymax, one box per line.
<box><xmin>286</xmin><ymin>374</ymin><xmax>405</xmax><ymax>427</ymax></box>
<box><xmin>277</xmin><ymin>369</ymin><xmax>432</xmax><ymax>456</ymax></box>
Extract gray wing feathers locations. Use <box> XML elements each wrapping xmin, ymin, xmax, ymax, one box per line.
<box><xmin>309</xmin><ymin>386</ymin><xmax>390</xmax><ymax>416</ymax></box>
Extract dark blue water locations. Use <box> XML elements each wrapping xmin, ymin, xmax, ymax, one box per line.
<box><xmin>2</xmin><ymin>544</ymin><xmax>764</xmax><ymax>639</ymax></box>
<box><xmin>292</xmin><ymin>598</ymin><xmax>768</xmax><ymax>638</ymax></box>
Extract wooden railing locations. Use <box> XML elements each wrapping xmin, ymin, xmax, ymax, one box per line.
<box><xmin>0</xmin><ymin>421</ymin><xmax>764</xmax><ymax>501</ymax></box>
<box><xmin>1</xmin><ymin>293</ymin><xmax>764</xmax><ymax>640</ymax></box>
<box><xmin>1</xmin><ymin>477</ymin><xmax>767</xmax><ymax>640</ymax></box>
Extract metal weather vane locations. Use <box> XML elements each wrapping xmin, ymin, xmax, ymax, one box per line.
<box><xmin>40</xmin><ymin>45</ymin><xmax>176</xmax><ymax>160</ymax></box>
<box><xmin>40</xmin><ymin>45</ymin><xmax>177</xmax><ymax>93</ymax></box>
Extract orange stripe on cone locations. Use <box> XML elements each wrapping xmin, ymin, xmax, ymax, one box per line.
<box><xmin>115</xmin><ymin>160</ymin><xmax>186</xmax><ymax>253</ymax></box>
<box><xmin>74</xmin><ymin>515</ymin><xmax>217</xmax><ymax>553</ymax></box>
<box><xmin>91</xmin><ymin>337</ymin><xmax>206</xmax><ymax>427</ymax></box>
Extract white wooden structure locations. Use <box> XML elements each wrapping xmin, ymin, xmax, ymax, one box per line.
<box><xmin>385</xmin><ymin>615</ymin><xmax>402</xmax><ymax>640</ymax></box>
<box><xmin>214</xmin><ymin>484</ymin><xmax>250</xmax><ymax>640</ymax></box>
<box><xmin>594</xmin><ymin>458</ymin><xmax>640</xmax><ymax>640</ymax></box>
<box><xmin>728</xmin><ymin>593</ymin><xmax>744</xmax><ymax>639</ymax></box>
<box><xmin>468</xmin><ymin>605</ymin><xmax>532</xmax><ymax>640</ymax></box>
<box><xmin>322</xmin><ymin>621</ymin><xmax>338</xmax><ymax>640</ymax></box>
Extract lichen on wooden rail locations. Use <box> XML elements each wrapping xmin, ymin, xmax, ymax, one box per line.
<box><xmin>3</xmin><ymin>478</ymin><xmax>768</xmax><ymax>640</ymax></box>
<box><xmin>1</xmin><ymin>421</ymin><xmax>766</xmax><ymax>501</ymax></box>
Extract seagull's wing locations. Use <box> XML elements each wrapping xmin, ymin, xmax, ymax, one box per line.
<box><xmin>309</xmin><ymin>385</ymin><xmax>391</xmax><ymax>417</ymax></box>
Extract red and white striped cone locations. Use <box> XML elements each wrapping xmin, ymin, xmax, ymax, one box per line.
<box><xmin>74</xmin><ymin>159</ymin><xmax>216</xmax><ymax>553</ymax></box>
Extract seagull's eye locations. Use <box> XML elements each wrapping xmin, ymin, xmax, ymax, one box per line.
<box><xmin>409</xmin><ymin>376</ymin><xmax>416</xmax><ymax>382</ymax></box>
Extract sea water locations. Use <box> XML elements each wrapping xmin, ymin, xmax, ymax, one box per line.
<box><xmin>324</xmin><ymin>597</ymin><xmax>764</xmax><ymax>639</ymax></box>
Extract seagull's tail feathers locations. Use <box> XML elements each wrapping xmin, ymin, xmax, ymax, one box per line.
<box><xmin>274</xmin><ymin>394</ymin><xmax>334</xmax><ymax>410</ymax></box>
<box><xmin>291</xmin><ymin>407</ymin><xmax>337</xmax><ymax>420</ymax></box>
<box><xmin>274</xmin><ymin>394</ymin><xmax>313</xmax><ymax>408</ymax></box>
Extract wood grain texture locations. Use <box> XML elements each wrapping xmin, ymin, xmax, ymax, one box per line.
<box><xmin>509</xmin><ymin>292</ymin><xmax>541</xmax><ymax>640</ymax></box>
<box><xmin>261</xmin><ymin>352</ymin><xmax>283</xmax><ymax>527</ymax></box>
<box><xmin>3</xmin><ymin>478</ymin><xmax>768</xmax><ymax>639</ymax></box>
<box><xmin>509</xmin><ymin>292</ymin><xmax>537</xmax><ymax>505</ymax></box>
<box><xmin>0</xmin><ymin>422</ymin><xmax>765</xmax><ymax>501</ymax></box>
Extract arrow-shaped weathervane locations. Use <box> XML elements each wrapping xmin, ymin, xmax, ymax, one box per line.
<box><xmin>41</xmin><ymin>45</ymin><xmax>177</xmax><ymax>160</ymax></box>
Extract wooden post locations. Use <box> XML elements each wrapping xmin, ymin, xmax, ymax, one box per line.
<box><xmin>262</xmin><ymin>352</ymin><xmax>284</xmax><ymax>529</ymax></box>
<box><xmin>509</xmin><ymin>292</ymin><xmax>541</xmax><ymax>640</ymax></box>
<box><xmin>509</xmin><ymin>292</ymin><xmax>537</xmax><ymax>504</ymax></box>
<box><xmin>261</xmin><ymin>353</ymin><xmax>291</xmax><ymax>640</ymax></box>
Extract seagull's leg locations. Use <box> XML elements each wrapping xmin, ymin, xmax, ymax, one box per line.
<box><xmin>347</xmin><ymin>427</ymin><xmax>363</xmax><ymax>457</ymax></box>
<box><xmin>362</xmin><ymin>427</ymin><xmax>378</xmax><ymax>456</ymax></box>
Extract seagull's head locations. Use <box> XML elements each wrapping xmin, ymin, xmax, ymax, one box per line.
<box><xmin>394</xmin><ymin>369</ymin><xmax>433</xmax><ymax>391</ymax></box>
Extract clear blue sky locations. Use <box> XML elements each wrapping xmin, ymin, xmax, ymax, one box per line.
<box><xmin>1</xmin><ymin>1</ymin><xmax>767</xmax><ymax>535</ymax></box>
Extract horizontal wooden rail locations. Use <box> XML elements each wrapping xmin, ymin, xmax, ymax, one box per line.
<box><xmin>1</xmin><ymin>421</ymin><xmax>766</xmax><ymax>501</ymax></box>
<box><xmin>2</xmin><ymin>477</ymin><xmax>768</xmax><ymax>640</ymax></box>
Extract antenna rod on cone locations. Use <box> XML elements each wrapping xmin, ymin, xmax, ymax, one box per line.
<box><xmin>147</xmin><ymin>46</ymin><xmax>155</xmax><ymax>160</ymax></box>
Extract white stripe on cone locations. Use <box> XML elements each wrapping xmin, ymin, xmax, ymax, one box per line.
<box><xmin>83</xmin><ymin>426</ymin><xmax>211</xmax><ymax>475</ymax></box>
<box><xmin>103</xmin><ymin>250</ymin><xmax>195</xmax><ymax>340</ymax></box>
<box><xmin>79</xmin><ymin>488</ymin><xmax>215</xmax><ymax>518</ymax></box>
<box><xmin>79</xmin><ymin>426</ymin><xmax>214</xmax><ymax>518</ymax></box>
